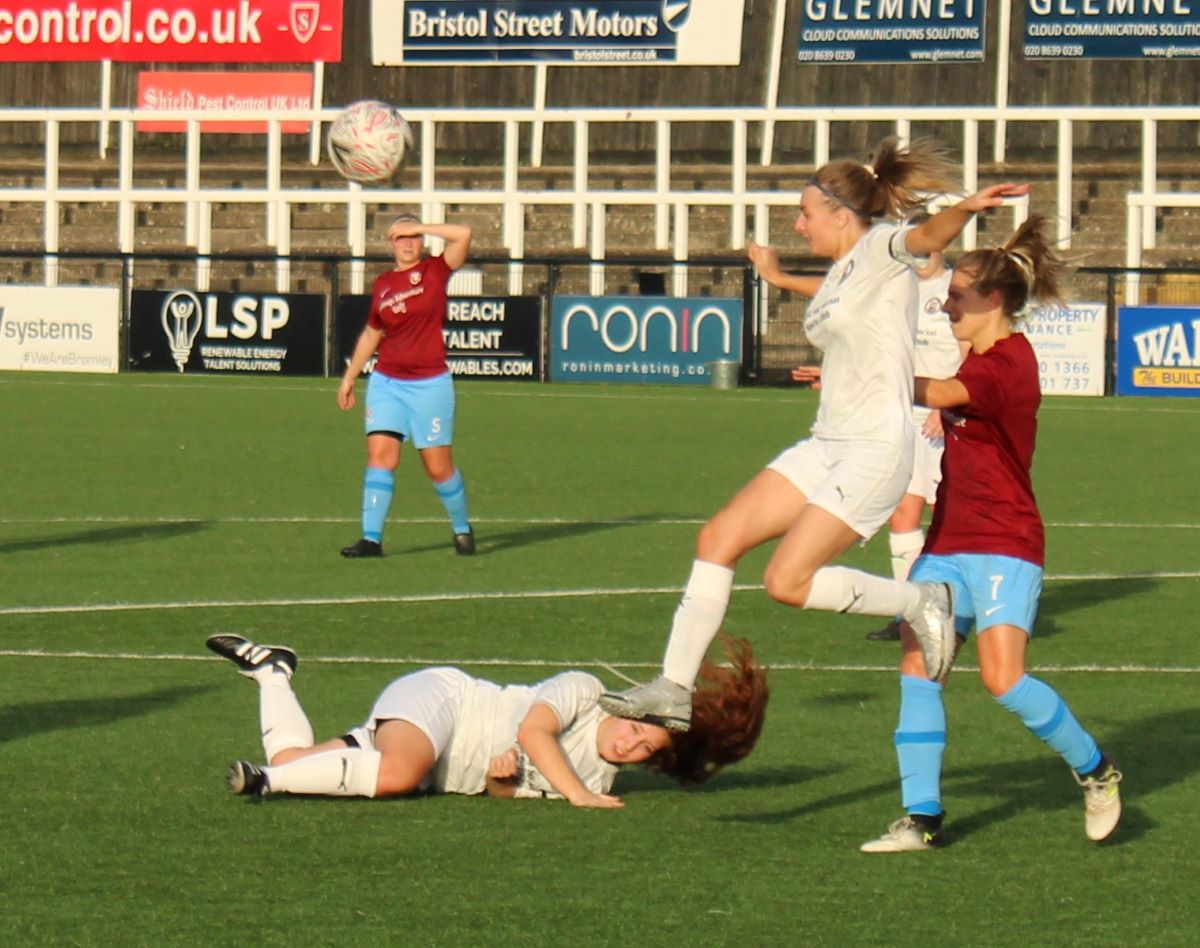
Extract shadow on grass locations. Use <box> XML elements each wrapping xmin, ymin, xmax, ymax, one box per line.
<box><xmin>0</xmin><ymin>520</ymin><xmax>211</xmax><ymax>555</ymax></box>
<box><xmin>714</xmin><ymin>706</ymin><xmax>1195</xmax><ymax>845</ymax></box>
<box><xmin>396</xmin><ymin>514</ymin><xmax>693</xmax><ymax>556</ymax></box>
<box><xmin>0</xmin><ymin>684</ymin><xmax>215</xmax><ymax>744</ymax></box>
<box><xmin>1035</xmin><ymin>576</ymin><xmax>1157</xmax><ymax>639</ymax></box>
<box><xmin>622</xmin><ymin>763</ymin><xmax>844</xmax><ymax>798</ymax></box>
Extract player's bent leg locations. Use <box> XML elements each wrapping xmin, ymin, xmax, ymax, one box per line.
<box><xmin>763</xmin><ymin>504</ymin><xmax>862</xmax><ymax>608</ymax></box>
<box><xmin>371</xmin><ymin>719</ymin><xmax>438</xmax><ymax>796</ymax></box>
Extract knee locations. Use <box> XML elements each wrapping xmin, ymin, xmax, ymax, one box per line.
<box><xmin>373</xmin><ymin>756</ymin><xmax>426</xmax><ymax>798</ymax></box>
<box><xmin>695</xmin><ymin>518</ymin><xmax>742</xmax><ymax>566</ymax></box>
<box><xmin>980</xmin><ymin>666</ymin><xmax>1021</xmax><ymax>698</ymax></box>
<box><xmin>763</xmin><ymin>562</ymin><xmax>812</xmax><ymax>608</ymax></box>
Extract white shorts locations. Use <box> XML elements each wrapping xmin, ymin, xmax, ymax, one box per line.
<box><xmin>353</xmin><ymin>667</ymin><xmax>470</xmax><ymax>760</ymax></box>
<box><xmin>906</xmin><ymin>430</ymin><xmax>945</xmax><ymax>504</ymax></box>
<box><xmin>767</xmin><ymin>435</ymin><xmax>913</xmax><ymax>539</ymax></box>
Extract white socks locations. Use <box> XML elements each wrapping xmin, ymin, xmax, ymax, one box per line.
<box><xmin>889</xmin><ymin>529</ymin><xmax>925</xmax><ymax>582</ymax></box>
<box><xmin>264</xmin><ymin>748</ymin><xmax>383</xmax><ymax>798</ymax></box>
<box><xmin>662</xmin><ymin>560</ymin><xmax>735</xmax><ymax>690</ymax></box>
<box><xmin>804</xmin><ymin>565</ymin><xmax>920</xmax><ymax>618</ymax></box>
<box><xmin>256</xmin><ymin>668</ymin><xmax>315</xmax><ymax>762</ymax></box>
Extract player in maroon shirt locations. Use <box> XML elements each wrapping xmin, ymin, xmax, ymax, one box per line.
<box><xmin>861</xmin><ymin>215</ymin><xmax>1122</xmax><ymax>853</ymax></box>
<box><xmin>338</xmin><ymin>214</ymin><xmax>475</xmax><ymax>558</ymax></box>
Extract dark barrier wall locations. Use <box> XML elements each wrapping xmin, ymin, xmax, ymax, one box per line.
<box><xmin>1</xmin><ymin>3</ymin><xmax>1197</xmax><ymax>155</ymax></box>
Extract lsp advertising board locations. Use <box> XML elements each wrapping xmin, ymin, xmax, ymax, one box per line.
<box><xmin>551</xmin><ymin>296</ymin><xmax>742</xmax><ymax>385</ymax></box>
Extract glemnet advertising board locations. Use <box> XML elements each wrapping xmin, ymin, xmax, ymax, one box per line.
<box><xmin>1024</xmin><ymin>0</ymin><xmax>1200</xmax><ymax>60</ymax></box>
<box><xmin>129</xmin><ymin>290</ymin><xmax>326</xmax><ymax>375</ymax></box>
<box><xmin>336</xmin><ymin>295</ymin><xmax>542</xmax><ymax>380</ymax></box>
<box><xmin>550</xmin><ymin>296</ymin><xmax>742</xmax><ymax>385</ymax></box>
<box><xmin>371</xmin><ymin>0</ymin><xmax>745</xmax><ymax>64</ymax></box>
<box><xmin>0</xmin><ymin>286</ymin><xmax>120</xmax><ymax>373</ymax></box>
<box><xmin>1116</xmin><ymin>305</ymin><xmax>1200</xmax><ymax>398</ymax></box>
<box><xmin>0</xmin><ymin>0</ymin><xmax>343</xmax><ymax>62</ymax></box>
<box><xmin>1021</xmin><ymin>302</ymin><xmax>1107</xmax><ymax>396</ymax></box>
<box><xmin>797</xmin><ymin>0</ymin><xmax>985</xmax><ymax>64</ymax></box>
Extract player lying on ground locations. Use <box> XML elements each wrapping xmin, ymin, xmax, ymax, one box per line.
<box><xmin>207</xmin><ymin>633</ymin><xmax>767</xmax><ymax>807</ymax></box>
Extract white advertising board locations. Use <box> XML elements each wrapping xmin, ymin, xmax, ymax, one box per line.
<box><xmin>1020</xmin><ymin>302</ymin><xmax>1107</xmax><ymax>397</ymax></box>
<box><xmin>0</xmin><ymin>286</ymin><xmax>121</xmax><ymax>374</ymax></box>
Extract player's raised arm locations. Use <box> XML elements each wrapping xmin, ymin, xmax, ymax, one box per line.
<box><xmin>516</xmin><ymin>704</ymin><xmax>623</xmax><ymax>808</ymax></box>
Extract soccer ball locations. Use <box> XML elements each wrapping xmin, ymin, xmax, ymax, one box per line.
<box><xmin>326</xmin><ymin>100</ymin><xmax>413</xmax><ymax>184</ymax></box>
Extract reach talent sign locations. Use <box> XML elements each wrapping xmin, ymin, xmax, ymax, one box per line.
<box><xmin>336</xmin><ymin>295</ymin><xmax>543</xmax><ymax>380</ymax></box>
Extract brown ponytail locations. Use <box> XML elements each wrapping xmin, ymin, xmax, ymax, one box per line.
<box><xmin>955</xmin><ymin>214</ymin><xmax>1067</xmax><ymax>316</ymax></box>
<box><xmin>809</xmin><ymin>136</ymin><xmax>960</xmax><ymax>222</ymax></box>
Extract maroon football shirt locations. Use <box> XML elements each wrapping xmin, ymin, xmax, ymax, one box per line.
<box><xmin>924</xmin><ymin>332</ymin><xmax>1045</xmax><ymax>566</ymax></box>
<box><xmin>367</xmin><ymin>254</ymin><xmax>452</xmax><ymax>379</ymax></box>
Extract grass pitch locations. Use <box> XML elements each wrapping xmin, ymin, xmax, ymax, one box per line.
<box><xmin>1</xmin><ymin>373</ymin><xmax>1198</xmax><ymax>946</ymax></box>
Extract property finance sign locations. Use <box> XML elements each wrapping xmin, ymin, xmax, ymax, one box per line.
<box><xmin>1021</xmin><ymin>302</ymin><xmax>1107</xmax><ymax>396</ymax></box>
<box><xmin>129</xmin><ymin>290</ymin><xmax>326</xmax><ymax>375</ymax></box>
<box><xmin>0</xmin><ymin>0</ymin><xmax>343</xmax><ymax>62</ymax></box>
<box><xmin>797</xmin><ymin>0</ymin><xmax>985</xmax><ymax>64</ymax></box>
<box><xmin>1115</xmin><ymin>305</ymin><xmax>1200</xmax><ymax>397</ymax></box>
<box><xmin>1024</xmin><ymin>0</ymin><xmax>1200</xmax><ymax>60</ymax></box>
<box><xmin>550</xmin><ymin>296</ymin><xmax>742</xmax><ymax>385</ymax></box>
<box><xmin>336</xmin><ymin>295</ymin><xmax>543</xmax><ymax>381</ymax></box>
<box><xmin>371</xmin><ymin>0</ymin><xmax>745</xmax><ymax>64</ymax></box>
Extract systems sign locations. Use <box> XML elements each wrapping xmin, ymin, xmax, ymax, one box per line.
<box><xmin>550</xmin><ymin>296</ymin><xmax>742</xmax><ymax>385</ymax></box>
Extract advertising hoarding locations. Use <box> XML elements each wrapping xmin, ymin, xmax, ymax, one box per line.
<box><xmin>550</xmin><ymin>295</ymin><xmax>742</xmax><ymax>385</ymax></box>
<box><xmin>1115</xmin><ymin>305</ymin><xmax>1200</xmax><ymax>397</ymax></box>
<box><xmin>797</xmin><ymin>0</ymin><xmax>985</xmax><ymax>64</ymax></box>
<box><xmin>337</xmin><ymin>295</ymin><xmax>543</xmax><ymax>380</ymax></box>
<box><xmin>0</xmin><ymin>0</ymin><xmax>343</xmax><ymax>62</ymax></box>
<box><xmin>129</xmin><ymin>289</ymin><xmax>326</xmax><ymax>375</ymax></box>
<box><xmin>372</xmin><ymin>0</ymin><xmax>745</xmax><ymax>65</ymax></box>
<box><xmin>1024</xmin><ymin>0</ymin><xmax>1200</xmax><ymax>60</ymax></box>
<box><xmin>1020</xmin><ymin>302</ymin><xmax>1107</xmax><ymax>397</ymax></box>
<box><xmin>136</xmin><ymin>72</ymin><xmax>313</xmax><ymax>132</ymax></box>
<box><xmin>0</xmin><ymin>286</ymin><xmax>120</xmax><ymax>374</ymax></box>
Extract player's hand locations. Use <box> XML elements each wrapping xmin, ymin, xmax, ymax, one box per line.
<box><xmin>488</xmin><ymin>748</ymin><xmax>521</xmax><ymax>780</ymax></box>
<box><xmin>337</xmin><ymin>377</ymin><xmax>357</xmax><ymax>410</ymax></box>
<box><xmin>747</xmin><ymin>241</ymin><xmax>780</xmax><ymax>280</ymax></box>
<box><xmin>961</xmin><ymin>182</ymin><xmax>1029</xmax><ymax>213</ymax></box>
<box><xmin>791</xmin><ymin>365</ymin><xmax>822</xmax><ymax>390</ymax></box>
<box><xmin>568</xmin><ymin>791</ymin><xmax>624</xmax><ymax>809</ymax></box>
<box><xmin>922</xmin><ymin>410</ymin><xmax>945</xmax><ymax>439</ymax></box>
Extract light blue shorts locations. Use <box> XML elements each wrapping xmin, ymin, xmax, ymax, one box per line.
<box><xmin>364</xmin><ymin>370</ymin><xmax>455</xmax><ymax>447</ymax></box>
<box><xmin>909</xmin><ymin>552</ymin><xmax>1043</xmax><ymax>638</ymax></box>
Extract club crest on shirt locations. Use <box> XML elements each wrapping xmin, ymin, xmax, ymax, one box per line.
<box><xmin>837</xmin><ymin>259</ymin><xmax>855</xmax><ymax>286</ymax></box>
<box><xmin>410</xmin><ymin>270</ymin><xmax>423</xmax><ymax>285</ymax></box>
<box><xmin>924</xmin><ymin>295</ymin><xmax>944</xmax><ymax>313</ymax></box>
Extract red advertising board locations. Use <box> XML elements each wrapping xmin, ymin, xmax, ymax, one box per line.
<box><xmin>137</xmin><ymin>71</ymin><xmax>312</xmax><ymax>131</ymax></box>
<box><xmin>0</xmin><ymin>0</ymin><xmax>343</xmax><ymax>62</ymax></box>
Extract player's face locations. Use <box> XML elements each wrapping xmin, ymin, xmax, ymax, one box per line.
<box><xmin>598</xmin><ymin>716</ymin><xmax>672</xmax><ymax>764</ymax></box>
<box><xmin>388</xmin><ymin>230</ymin><xmax>424</xmax><ymax>268</ymax></box>
<box><xmin>943</xmin><ymin>269</ymin><xmax>997</xmax><ymax>344</ymax></box>
<box><xmin>794</xmin><ymin>187</ymin><xmax>842</xmax><ymax>259</ymax></box>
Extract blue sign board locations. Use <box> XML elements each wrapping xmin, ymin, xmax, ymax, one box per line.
<box><xmin>797</xmin><ymin>0</ymin><xmax>985</xmax><ymax>64</ymax></box>
<box><xmin>1024</xmin><ymin>0</ymin><xmax>1200</xmax><ymax>60</ymax></box>
<box><xmin>373</xmin><ymin>0</ymin><xmax>745</xmax><ymax>65</ymax></box>
<box><xmin>551</xmin><ymin>296</ymin><xmax>742</xmax><ymax>385</ymax></box>
<box><xmin>1115</xmin><ymin>305</ymin><xmax>1200</xmax><ymax>397</ymax></box>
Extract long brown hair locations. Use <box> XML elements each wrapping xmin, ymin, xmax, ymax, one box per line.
<box><xmin>955</xmin><ymin>213</ymin><xmax>1067</xmax><ymax>316</ymax></box>
<box><xmin>646</xmin><ymin>635</ymin><xmax>769</xmax><ymax>785</ymax></box>
<box><xmin>810</xmin><ymin>136</ymin><xmax>959</xmax><ymax>222</ymax></box>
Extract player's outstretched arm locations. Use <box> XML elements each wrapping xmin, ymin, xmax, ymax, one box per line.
<box><xmin>516</xmin><ymin>704</ymin><xmax>623</xmax><ymax>808</ymax></box>
<box><xmin>748</xmin><ymin>241</ymin><xmax>823</xmax><ymax>297</ymax></box>
<box><xmin>905</xmin><ymin>183</ymin><xmax>1031</xmax><ymax>257</ymax></box>
<box><xmin>915</xmin><ymin>375</ymin><xmax>970</xmax><ymax>410</ymax></box>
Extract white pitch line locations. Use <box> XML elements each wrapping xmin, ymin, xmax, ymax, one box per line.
<box><xmin>0</xmin><ymin>647</ymin><xmax>1195</xmax><ymax>675</ymax></box>
<box><xmin>2</xmin><ymin>571</ymin><xmax>1199</xmax><ymax>618</ymax></box>
<box><xmin>1</xmin><ymin>514</ymin><xmax>1199</xmax><ymax>530</ymax></box>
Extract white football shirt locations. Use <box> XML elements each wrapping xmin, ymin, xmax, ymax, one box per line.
<box><xmin>435</xmin><ymin>671</ymin><xmax>616</xmax><ymax>798</ymax></box>
<box><xmin>912</xmin><ymin>268</ymin><xmax>962</xmax><ymax>424</ymax></box>
<box><xmin>804</xmin><ymin>222</ymin><xmax>924</xmax><ymax>444</ymax></box>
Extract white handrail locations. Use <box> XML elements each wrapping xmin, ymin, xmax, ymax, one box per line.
<box><xmin>2</xmin><ymin>104</ymin><xmax>1197</xmax><ymax>296</ymax></box>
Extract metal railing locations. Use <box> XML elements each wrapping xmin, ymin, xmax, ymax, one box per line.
<box><xmin>2</xmin><ymin>104</ymin><xmax>1198</xmax><ymax>296</ymax></box>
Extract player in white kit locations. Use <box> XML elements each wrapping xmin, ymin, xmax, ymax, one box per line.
<box><xmin>207</xmin><ymin>632</ymin><xmax>767</xmax><ymax>807</ymax></box>
<box><xmin>866</xmin><ymin>249</ymin><xmax>968</xmax><ymax>641</ymax></box>
<box><xmin>601</xmin><ymin>137</ymin><xmax>1029</xmax><ymax>728</ymax></box>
